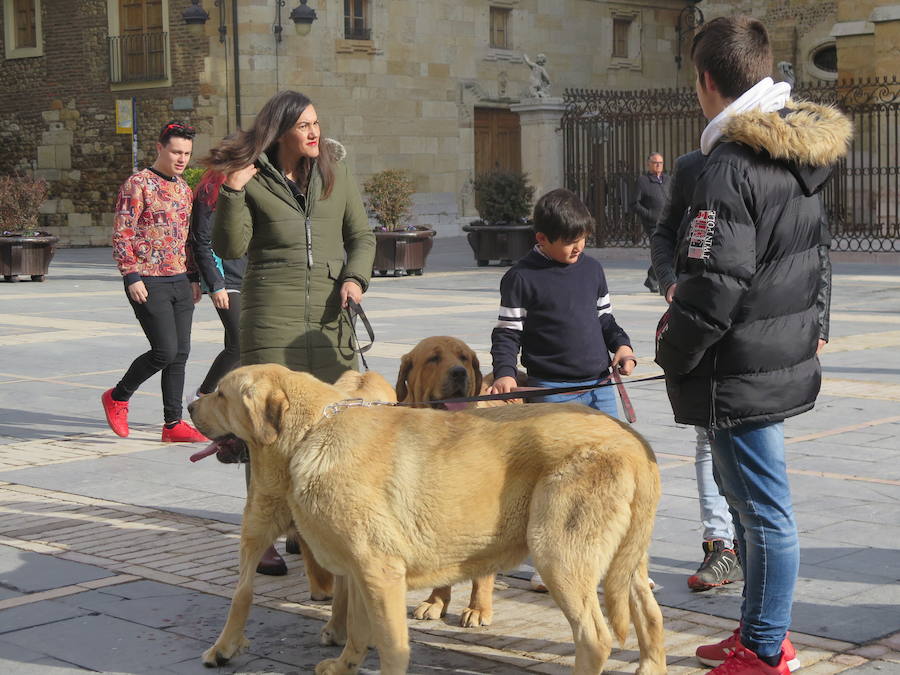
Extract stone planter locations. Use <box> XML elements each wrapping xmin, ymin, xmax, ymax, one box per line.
<box><xmin>462</xmin><ymin>222</ymin><xmax>535</xmax><ymax>266</ymax></box>
<box><xmin>0</xmin><ymin>234</ymin><xmax>59</xmax><ymax>282</ymax></box>
<box><xmin>372</xmin><ymin>227</ymin><xmax>436</xmax><ymax>276</ymax></box>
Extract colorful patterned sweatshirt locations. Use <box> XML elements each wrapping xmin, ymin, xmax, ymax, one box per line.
<box><xmin>112</xmin><ymin>168</ymin><xmax>196</xmax><ymax>285</ymax></box>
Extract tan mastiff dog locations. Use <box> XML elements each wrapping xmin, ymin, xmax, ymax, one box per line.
<box><xmin>190</xmin><ymin>364</ymin><xmax>666</xmax><ymax>675</ymax></box>
<box><xmin>395</xmin><ymin>336</ymin><xmax>527</xmax><ymax>627</ymax></box>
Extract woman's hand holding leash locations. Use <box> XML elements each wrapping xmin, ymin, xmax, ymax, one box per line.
<box><xmin>340</xmin><ymin>280</ymin><xmax>362</xmax><ymax>309</ymax></box>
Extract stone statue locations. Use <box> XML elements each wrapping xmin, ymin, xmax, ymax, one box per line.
<box><xmin>777</xmin><ymin>61</ymin><xmax>795</xmax><ymax>86</ymax></box>
<box><xmin>523</xmin><ymin>53</ymin><xmax>551</xmax><ymax>99</ymax></box>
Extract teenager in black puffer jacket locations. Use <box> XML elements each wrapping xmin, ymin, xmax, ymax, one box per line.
<box><xmin>655</xmin><ymin>16</ymin><xmax>851</xmax><ymax>675</ymax></box>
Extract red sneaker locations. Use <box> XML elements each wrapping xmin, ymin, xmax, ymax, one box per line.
<box><xmin>161</xmin><ymin>420</ymin><xmax>209</xmax><ymax>443</ymax></box>
<box><xmin>698</xmin><ymin>627</ymin><xmax>800</xmax><ymax>671</ymax></box>
<box><xmin>708</xmin><ymin>642</ymin><xmax>789</xmax><ymax>674</ymax></box>
<box><xmin>101</xmin><ymin>389</ymin><xmax>129</xmax><ymax>438</ymax></box>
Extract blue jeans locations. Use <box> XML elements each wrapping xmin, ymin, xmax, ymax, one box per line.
<box><xmin>695</xmin><ymin>426</ymin><xmax>735</xmax><ymax>542</ymax></box>
<box><xmin>526</xmin><ymin>375</ymin><xmax>619</xmax><ymax>419</ymax></box>
<box><xmin>710</xmin><ymin>421</ymin><xmax>798</xmax><ymax>659</ymax></box>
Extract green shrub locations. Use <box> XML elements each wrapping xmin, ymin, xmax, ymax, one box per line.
<box><xmin>471</xmin><ymin>171</ymin><xmax>534</xmax><ymax>225</ymax></box>
<box><xmin>363</xmin><ymin>169</ymin><xmax>416</xmax><ymax>231</ymax></box>
<box><xmin>182</xmin><ymin>167</ymin><xmax>206</xmax><ymax>190</ymax></box>
<box><xmin>0</xmin><ymin>173</ymin><xmax>48</xmax><ymax>235</ymax></box>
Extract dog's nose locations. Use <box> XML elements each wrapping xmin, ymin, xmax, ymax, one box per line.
<box><xmin>449</xmin><ymin>366</ymin><xmax>468</xmax><ymax>383</ymax></box>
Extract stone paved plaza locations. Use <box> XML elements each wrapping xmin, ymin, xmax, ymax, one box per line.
<box><xmin>0</xmin><ymin>240</ymin><xmax>898</xmax><ymax>674</ymax></box>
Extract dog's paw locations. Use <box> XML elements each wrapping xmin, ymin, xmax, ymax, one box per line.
<box><xmin>315</xmin><ymin>657</ymin><xmax>358</xmax><ymax>675</ymax></box>
<box><xmin>201</xmin><ymin>636</ymin><xmax>248</xmax><ymax>667</ymax></box>
<box><xmin>412</xmin><ymin>599</ymin><xmax>446</xmax><ymax>620</ymax></box>
<box><xmin>459</xmin><ymin>607</ymin><xmax>492</xmax><ymax>627</ymax></box>
<box><xmin>310</xmin><ymin>590</ymin><xmax>334</xmax><ymax>602</ymax></box>
<box><xmin>319</xmin><ymin>622</ymin><xmax>347</xmax><ymax>646</ymax></box>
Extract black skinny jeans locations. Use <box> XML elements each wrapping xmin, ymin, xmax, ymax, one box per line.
<box><xmin>115</xmin><ymin>276</ymin><xmax>194</xmax><ymax>423</ymax></box>
<box><xmin>198</xmin><ymin>291</ymin><xmax>242</xmax><ymax>394</ymax></box>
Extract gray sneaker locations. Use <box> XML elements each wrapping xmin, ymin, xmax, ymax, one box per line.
<box><xmin>688</xmin><ymin>540</ymin><xmax>744</xmax><ymax>591</ymax></box>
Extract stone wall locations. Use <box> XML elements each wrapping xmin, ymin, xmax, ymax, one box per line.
<box><xmin>698</xmin><ymin>1</ymin><xmax>837</xmax><ymax>82</ymax></box>
<box><xmin>0</xmin><ymin>0</ymin><xmax>212</xmax><ymax>246</ymax></box>
<box><xmin>3</xmin><ymin>0</ymin><xmax>726</xmax><ymax>244</ymax></box>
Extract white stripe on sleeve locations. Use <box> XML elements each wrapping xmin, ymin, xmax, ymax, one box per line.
<box><xmin>496</xmin><ymin>305</ymin><xmax>526</xmax><ymax>331</ymax></box>
<box><xmin>596</xmin><ymin>293</ymin><xmax>612</xmax><ymax>316</ymax></box>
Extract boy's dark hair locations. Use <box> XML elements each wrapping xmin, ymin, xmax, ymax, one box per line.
<box><xmin>691</xmin><ymin>16</ymin><xmax>773</xmax><ymax>100</ymax></box>
<box><xmin>158</xmin><ymin>120</ymin><xmax>196</xmax><ymax>145</ymax></box>
<box><xmin>533</xmin><ymin>188</ymin><xmax>594</xmax><ymax>243</ymax></box>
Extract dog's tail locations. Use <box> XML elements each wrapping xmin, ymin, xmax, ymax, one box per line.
<box><xmin>602</xmin><ymin>458</ymin><xmax>660</xmax><ymax>645</ymax></box>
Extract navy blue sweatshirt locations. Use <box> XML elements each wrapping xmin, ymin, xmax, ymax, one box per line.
<box><xmin>491</xmin><ymin>247</ymin><xmax>631</xmax><ymax>381</ymax></box>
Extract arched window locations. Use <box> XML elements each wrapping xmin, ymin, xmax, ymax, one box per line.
<box><xmin>812</xmin><ymin>45</ymin><xmax>838</xmax><ymax>74</ymax></box>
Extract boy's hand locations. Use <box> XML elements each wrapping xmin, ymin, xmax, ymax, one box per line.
<box><xmin>612</xmin><ymin>346</ymin><xmax>637</xmax><ymax>376</ymax></box>
<box><xmin>490</xmin><ymin>376</ymin><xmax>518</xmax><ymax>394</ymax></box>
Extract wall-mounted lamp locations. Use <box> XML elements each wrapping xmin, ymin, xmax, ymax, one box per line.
<box><xmin>181</xmin><ymin>0</ymin><xmax>228</xmax><ymax>44</ymax></box>
<box><xmin>675</xmin><ymin>2</ymin><xmax>704</xmax><ymax>70</ymax></box>
<box><xmin>182</xmin><ymin>0</ymin><xmax>209</xmax><ymax>25</ymax></box>
<box><xmin>290</xmin><ymin>0</ymin><xmax>318</xmax><ymax>37</ymax></box>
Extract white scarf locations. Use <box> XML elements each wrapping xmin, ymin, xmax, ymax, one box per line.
<box><xmin>700</xmin><ymin>77</ymin><xmax>792</xmax><ymax>155</ymax></box>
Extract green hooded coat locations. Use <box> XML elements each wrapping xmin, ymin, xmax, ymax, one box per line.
<box><xmin>212</xmin><ymin>140</ymin><xmax>375</xmax><ymax>383</ymax></box>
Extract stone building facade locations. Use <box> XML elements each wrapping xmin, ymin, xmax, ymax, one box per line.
<box><xmin>0</xmin><ymin>0</ymin><xmax>213</xmax><ymax>245</ymax></box>
<box><xmin>0</xmin><ymin>0</ymin><xmax>710</xmax><ymax>245</ymax></box>
<box><xmin>2</xmin><ymin>1</ymin><xmax>896</xmax><ymax>245</ymax></box>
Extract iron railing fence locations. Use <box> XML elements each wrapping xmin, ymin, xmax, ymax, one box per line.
<box><xmin>563</xmin><ymin>76</ymin><xmax>900</xmax><ymax>251</ymax></box>
<box><xmin>108</xmin><ymin>31</ymin><xmax>168</xmax><ymax>84</ymax></box>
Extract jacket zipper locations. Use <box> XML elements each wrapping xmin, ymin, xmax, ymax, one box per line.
<box><xmin>303</xmin><ymin>161</ymin><xmax>318</xmax><ymax>364</ymax></box>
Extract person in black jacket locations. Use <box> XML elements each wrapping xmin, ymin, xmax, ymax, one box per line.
<box><xmin>187</xmin><ymin>170</ymin><xmax>247</xmax><ymax>399</ymax></box>
<box><xmin>632</xmin><ymin>152</ymin><xmax>670</xmax><ymax>293</ymax></box>
<box><xmin>652</xmin><ymin>153</ymin><xmax>834</xmax><ymax>596</ymax></box>
<box><xmin>651</xmin><ymin>150</ymin><xmax>744</xmax><ymax>593</ymax></box>
<box><xmin>655</xmin><ymin>16</ymin><xmax>851</xmax><ymax>675</ymax></box>
<box><xmin>188</xmin><ymin>171</ymin><xmax>297</xmax><ymax>577</ymax></box>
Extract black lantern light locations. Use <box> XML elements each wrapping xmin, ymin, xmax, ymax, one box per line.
<box><xmin>290</xmin><ymin>0</ymin><xmax>318</xmax><ymax>36</ymax></box>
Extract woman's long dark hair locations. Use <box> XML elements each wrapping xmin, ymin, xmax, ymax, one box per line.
<box><xmin>202</xmin><ymin>90</ymin><xmax>335</xmax><ymax>198</ymax></box>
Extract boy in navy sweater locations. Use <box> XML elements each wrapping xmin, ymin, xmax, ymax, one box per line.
<box><xmin>490</xmin><ymin>188</ymin><xmax>636</xmax><ymax>418</ymax></box>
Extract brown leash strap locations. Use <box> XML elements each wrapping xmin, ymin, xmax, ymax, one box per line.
<box><xmin>611</xmin><ymin>371</ymin><xmax>637</xmax><ymax>423</ymax></box>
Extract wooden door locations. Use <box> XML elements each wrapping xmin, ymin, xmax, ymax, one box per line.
<box><xmin>474</xmin><ymin>108</ymin><xmax>521</xmax><ymax>176</ymax></box>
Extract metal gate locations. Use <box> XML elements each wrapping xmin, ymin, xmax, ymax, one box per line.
<box><xmin>562</xmin><ymin>77</ymin><xmax>900</xmax><ymax>251</ymax></box>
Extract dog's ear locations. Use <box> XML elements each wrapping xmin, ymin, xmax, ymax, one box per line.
<box><xmin>395</xmin><ymin>353</ymin><xmax>412</xmax><ymax>402</ymax></box>
<box><xmin>261</xmin><ymin>389</ymin><xmax>288</xmax><ymax>445</ymax></box>
<box><xmin>471</xmin><ymin>353</ymin><xmax>483</xmax><ymax>396</ymax></box>
<box><xmin>241</xmin><ymin>381</ymin><xmax>289</xmax><ymax>446</ymax></box>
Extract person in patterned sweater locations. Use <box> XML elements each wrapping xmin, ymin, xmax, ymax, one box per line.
<box><xmin>101</xmin><ymin>121</ymin><xmax>208</xmax><ymax>443</ymax></box>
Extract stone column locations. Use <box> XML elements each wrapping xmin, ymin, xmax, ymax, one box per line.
<box><xmin>510</xmin><ymin>97</ymin><xmax>567</xmax><ymax>201</ymax></box>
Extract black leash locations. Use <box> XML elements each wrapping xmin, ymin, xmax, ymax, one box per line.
<box><xmin>399</xmin><ymin>373</ymin><xmax>667</xmax><ymax>407</ymax></box>
<box><xmin>346</xmin><ymin>298</ymin><xmax>375</xmax><ymax>371</ymax></box>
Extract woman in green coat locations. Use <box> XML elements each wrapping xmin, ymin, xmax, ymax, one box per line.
<box><xmin>206</xmin><ymin>90</ymin><xmax>375</xmax><ymax>383</ymax></box>
<box><xmin>203</xmin><ymin>91</ymin><xmax>375</xmax><ymax>578</ymax></box>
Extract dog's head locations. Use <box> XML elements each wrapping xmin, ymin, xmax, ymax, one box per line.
<box><xmin>395</xmin><ymin>336</ymin><xmax>482</xmax><ymax>410</ymax></box>
<box><xmin>188</xmin><ymin>364</ymin><xmax>337</xmax><ymax>447</ymax></box>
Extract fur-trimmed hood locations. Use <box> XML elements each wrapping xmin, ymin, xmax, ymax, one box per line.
<box><xmin>722</xmin><ymin>100</ymin><xmax>852</xmax><ymax>195</ymax></box>
<box><xmin>321</xmin><ymin>137</ymin><xmax>347</xmax><ymax>162</ymax></box>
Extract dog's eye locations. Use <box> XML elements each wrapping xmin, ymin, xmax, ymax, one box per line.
<box><xmin>427</xmin><ymin>354</ymin><xmax>440</xmax><ymax>363</ymax></box>
<box><xmin>458</xmin><ymin>354</ymin><xmax>468</xmax><ymax>362</ymax></box>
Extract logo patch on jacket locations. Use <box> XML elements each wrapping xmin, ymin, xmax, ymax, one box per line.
<box><xmin>687</xmin><ymin>210</ymin><xmax>717</xmax><ymax>260</ymax></box>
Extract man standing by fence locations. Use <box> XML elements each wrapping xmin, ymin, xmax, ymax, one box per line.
<box><xmin>632</xmin><ymin>152</ymin><xmax>669</xmax><ymax>293</ymax></box>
